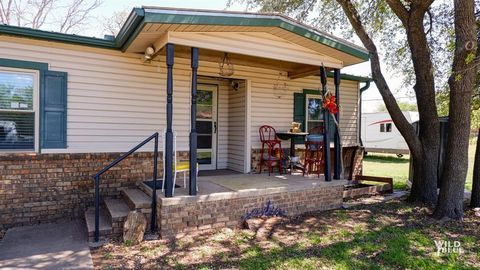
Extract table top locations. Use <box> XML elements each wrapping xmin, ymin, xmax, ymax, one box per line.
<box><xmin>276</xmin><ymin>132</ymin><xmax>309</xmax><ymax>136</ymax></box>
<box><xmin>276</xmin><ymin>132</ymin><xmax>309</xmax><ymax>140</ymax></box>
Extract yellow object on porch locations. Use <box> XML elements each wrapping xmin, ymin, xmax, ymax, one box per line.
<box><xmin>162</xmin><ymin>132</ymin><xmax>199</xmax><ymax>195</ymax></box>
<box><xmin>176</xmin><ymin>162</ymin><xmax>190</xmax><ymax>171</ymax></box>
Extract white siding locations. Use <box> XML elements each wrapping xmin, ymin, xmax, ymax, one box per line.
<box><xmin>0</xmin><ymin>36</ymin><xmax>360</xmax><ymax>170</ymax></box>
<box><xmin>228</xmin><ymin>81</ymin><xmax>246</xmax><ymax>172</ymax></box>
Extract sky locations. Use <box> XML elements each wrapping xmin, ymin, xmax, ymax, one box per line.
<box><xmin>77</xmin><ymin>0</ymin><xmax>412</xmax><ymax>112</ymax></box>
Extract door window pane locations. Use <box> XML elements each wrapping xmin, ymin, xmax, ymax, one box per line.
<box><xmin>197</xmin><ymin>152</ymin><xmax>212</xmax><ymax>165</ymax></box>
<box><xmin>0</xmin><ymin>70</ymin><xmax>35</xmax><ymax>151</ymax></box>
<box><xmin>196</xmin><ymin>121</ymin><xmax>212</xmax><ymax>134</ymax></box>
<box><xmin>197</xmin><ymin>90</ymin><xmax>213</xmax><ymax>105</ymax></box>
<box><xmin>198</xmin><ymin>135</ymin><xmax>212</xmax><ymax>149</ymax></box>
<box><xmin>196</xmin><ymin>105</ymin><xmax>213</xmax><ymax>119</ymax></box>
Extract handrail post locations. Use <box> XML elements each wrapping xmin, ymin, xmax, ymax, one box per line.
<box><xmin>94</xmin><ymin>176</ymin><xmax>100</xmax><ymax>242</ymax></box>
<box><xmin>150</xmin><ymin>133</ymin><xmax>159</xmax><ymax>232</ymax></box>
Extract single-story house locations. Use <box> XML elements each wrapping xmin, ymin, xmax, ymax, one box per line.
<box><xmin>0</xmin><ymin>7</ymin><xmax>372</xmax><ymax>241</ymax></box>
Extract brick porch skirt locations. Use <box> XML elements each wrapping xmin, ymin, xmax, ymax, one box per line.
<box><xmin>0</xmin><ymin>151</ymin><xmax>182</xmax><ymax>229</ymax></box>
<box><xmin>157</xmin><ymin>181</ymin><xmax>345</xmax><ymax>238</ymax></box>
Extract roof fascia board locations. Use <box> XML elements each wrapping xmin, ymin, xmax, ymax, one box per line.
<box><xmin>116</xmin><ymin>8</ymin><xmax>145</xmax><ymax>48</ymax></box>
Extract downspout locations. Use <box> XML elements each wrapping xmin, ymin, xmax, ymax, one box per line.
<box><xmin>358</xmin><ymin>81</ymin><xmax>371</xmax><ymax>146</ymax></box>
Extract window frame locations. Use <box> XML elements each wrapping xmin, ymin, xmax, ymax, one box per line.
<box><xmin>0</xmin><ymin>67</ymin><xmax>40</xmax><ymax>152</ymax></box>
<box><xmin>305</xmin><ymin>94</ymin><xmax>324</xmax><ymax>132</ymax></box>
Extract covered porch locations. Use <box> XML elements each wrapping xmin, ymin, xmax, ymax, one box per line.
<box><xmin>120</xmin><ymin>7</ymin><xmax>371</xmax><ymax>198</ymax></box>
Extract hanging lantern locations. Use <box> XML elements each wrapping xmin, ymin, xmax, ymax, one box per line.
<box><xmin>219</xmin><ymin>53</ymin><xmax>234</xmax><ymax>76</ymax></box>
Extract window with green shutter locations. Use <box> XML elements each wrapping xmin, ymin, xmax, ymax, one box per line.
<box><xmin>0</xmin><ymin>58</ymin><xmax>67</xmax><ymax>151</ymax></box>
<box><xmin>293</xmin><ymin>90</ymin><xmax>336</xmax><ymax>144</ymax></box>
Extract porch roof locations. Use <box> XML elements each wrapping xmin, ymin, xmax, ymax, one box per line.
<box><xmin>122</xmin><ymin>7</ymin><xmax>369</xmax><ymax>68</ymax></box>
<box><xmin>0</xmin><ymin>7</ymin><xmax>369</xmax><ymax>69</ymax></box>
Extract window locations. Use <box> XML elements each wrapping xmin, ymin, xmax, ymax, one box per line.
<box><xmin>380</xmin><ymin>123</ymin><xmax>392</xmax><ymax>133</ymax></box>
<box><xmin>0</xmin><ymin>68</ymin><xmax>38</xmax><ymax>151</ymax></box>
<box><xmin>305</xmin><ymin>95</ymin><xmax>324</xmax><ymax>132</ymax></box>
<box><xmin>386</xmin><ymin>123</ymin><xmax>392</xmax><ymax>132</ymax></box>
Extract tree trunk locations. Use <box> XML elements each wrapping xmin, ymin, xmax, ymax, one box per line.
<box><xmin>337</xmin><ymin>0</ymin><xmax>438</xmax><ymax>204</ymax></box>
<box><xmin>470</xmin><ymin>128</ymin><xmax>480</xmax><ymax>207</ymax></box>
<box><xmin>405</xmin><ymin>19</ymin><xmax>440</xmax><ymax>204</ymax></box>
<box><xmin>434</xmin><ymin>0</ymin><xmax>478</xmax><ymax>219</ymax></box>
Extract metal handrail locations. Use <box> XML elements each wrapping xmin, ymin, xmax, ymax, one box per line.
<box><xmin>92</xmin><ymin>132</ymin><xmax>159</xmax><ymax>243</ymax></box>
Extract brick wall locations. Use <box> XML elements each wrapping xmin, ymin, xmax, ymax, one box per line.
<box><xmin>0</xmin><ymin>151</ymin><xmax>177</xmax><ymax>229</ymax></box>
<box><xmin>157</xmin><ymin>183</ymin><xmax>344</xmax><ymax>238</ymax></box>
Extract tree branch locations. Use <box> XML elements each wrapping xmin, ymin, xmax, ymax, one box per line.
<box><xmin>426</xmin><ymin>8</ymin><xmax>433</xmax><ymax>35</ymax></box>
<box><xmin>385</xmin><ymin>0</ymin><xmax>409</xmax><ymax>24</ymax></box>
<box><xmin>335</xmin><ymin>0</ymin><xmax>421</xmax><ymax>155</ymax></box>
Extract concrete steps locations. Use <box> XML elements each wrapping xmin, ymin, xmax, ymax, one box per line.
<box><xmin>122</xmin><ymin>188</ymin><xmax>151</xmax><ymax>210</ymax></box>
<box><xmin>84</xmin><ymin>187</ymin><xmax>153</xmax><ymax>243</ymax></box>
<box><xmin>85</xmin><ymin>207</ymin><xmax>112</xmax><ymax>242</ymax></box>
<box><xmin>104</xmin><ymin>198</ymin><xmax>130</xmax><ymax>235</ymax></box>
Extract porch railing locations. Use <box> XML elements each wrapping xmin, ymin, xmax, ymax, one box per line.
<box><xmin>92</xmin><ymin>132</ymin><xmax>159</xmax><ymax>243</ymax></box>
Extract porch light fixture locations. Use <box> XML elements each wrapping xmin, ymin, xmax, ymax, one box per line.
<box><xmin>219</xmin><ymin>53</ymin><xmax>234</xmax><ymax>76</ymax></box>
<box><xmin>142</xmin><ymin>46</ymin><xmax>155</xmax><ymax>63</ymax></box>
<box><xmin>273</xmin><ymin>71</ymin><xmax>289</xmax><ymax>98</ymax></box>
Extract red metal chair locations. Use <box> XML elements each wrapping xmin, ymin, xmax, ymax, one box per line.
<box><xmin>258</xmin><ymin>125</ymin><xmax>283</xmax><ymax>175</ymax></box>
<box><xmin>303</xmin><ymin>140</ymin><xmax>324</xmax><ymax>177</ymax></box>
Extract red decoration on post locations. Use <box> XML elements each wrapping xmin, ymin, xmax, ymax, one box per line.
<box><xmin>323</xmin><ymin>94</ymin><xmax>338</xmax><ymax>114</ymax></box>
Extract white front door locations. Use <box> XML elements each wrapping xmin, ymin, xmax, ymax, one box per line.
<box><xmin>196</xmin><ymin>84</ymin><xmax>218</xmax><ymax>170</ymax></box>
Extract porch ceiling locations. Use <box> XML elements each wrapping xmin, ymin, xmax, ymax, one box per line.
<box><xmin>155</xmin><ymin>44</ymin><xmax>323</xmax><ymax>77</ymax></box>
<box><xmin>135</xmin><ymin>30</ymin><xmax>344</xmax><ymax>69</ymax></box>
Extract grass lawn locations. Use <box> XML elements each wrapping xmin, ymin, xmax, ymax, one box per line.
<box><xmin>91</xmin><ymin>198</ymin><xmax>480</xmax><ymax>269</ymax></box>
<box><xmin>363</xmin><ymin>139</ymin><xmax>477</xmax><ymax>191</ymax></box>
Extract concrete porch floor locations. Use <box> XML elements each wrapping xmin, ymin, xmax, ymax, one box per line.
<box><xmin>157</xmin><ymin>172</ymin><xmax>345</xmax><ymax>199</ymax></box>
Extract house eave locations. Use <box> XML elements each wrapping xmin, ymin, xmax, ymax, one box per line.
<box><xmin>0</xmin><ymin>7</ymin><xmax>370</xmax><ymax>63</ymax></box>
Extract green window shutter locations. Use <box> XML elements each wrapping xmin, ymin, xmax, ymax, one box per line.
<box><xmin>293</xmin><ymin>92</ymin><xmax>306</xmax><ymax>144</ymax></box>
<box><xmin>40</xmin><ymin>70</ymin><xmax>67</xmax><ymax>149</ymax></box>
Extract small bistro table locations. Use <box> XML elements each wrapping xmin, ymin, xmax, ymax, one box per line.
<box><xmin>276</xmin><ymin>131</ymin><xmax>309</xmax><ymax>173</ymax></box>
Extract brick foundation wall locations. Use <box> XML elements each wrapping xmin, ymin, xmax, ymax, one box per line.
<box><xmin>157</xmin><ymin>183</ymin><xmax>344</xmax><ymax>238</ymax></box>
<box><xmin>0</xmin><ymin>151</ymin><xmax>189</xmax><ymax>229</ymax></box>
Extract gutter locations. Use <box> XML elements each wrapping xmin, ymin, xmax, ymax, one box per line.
<box><xmin>358</xmin><ymin>81</ymin><xmax>371</xmax><ymax>146</ymax></box>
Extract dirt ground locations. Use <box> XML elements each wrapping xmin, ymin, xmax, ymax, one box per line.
<box><xmin>90</xmin><ymin>195</ymin><xmax>480</xmax><ymax>270</ymax></box>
